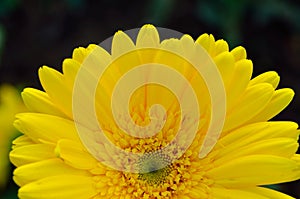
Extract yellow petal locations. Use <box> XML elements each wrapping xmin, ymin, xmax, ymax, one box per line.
<box><xmin>39</xmin><ymin>66</ymin><xmax>72</xmax><ymax>118</ymax></box>
<box><xmin>11</xmin><ymin>135</ymin><xmax>35</xmax><ymax>149</ymax></box>
<box><xmin>55</xmin><ymin>139</ymin><xmax>98</xmax><ymax>170</ymax></box>
<box><xmin>79</xmin><ymin>44</ymin><xmax>111</xmax><ymax>78</ymax></box>
<box><xmin>249</xmin><ymin>71</ymin><xmax>280</xmax><ymax>89</ymax></box>
<box><xmin>62</xmin><ymin>58</ymin><xmax>80</xmax><ymax>87</ymax></box>
<box><xmin>292</xmin><ymin>154</ymin><xmax>300</xmax><ymax>162</ymax></box>
<box><xmin>21</xmin><ymin>88</ymin><xmax>67</xmax><ymax>118</ymax></box>
<box><xmin>72</xmin><ymin>44</ymin><xmax>97</xmax><ymax>63</ymax></box>
<box><xmin>160</xmin><ymin>38</ymin><xmax>182</xmax><ymax>55</ymax></box>
<box><xmin>10</xmin><ymin>143</ymin><xmax>56</xmax><ymax>167</ymax></box>
<box><xmin>195</xmin><ymin>33</ymin><xmax>215</xmax><ymax>55</ymax></box>
<box><xmin>214</xmin><ymin>39</ymin><xmax>229</xmax><ymax>56</ymax></box>
<box><xmin>223</xmin><ymin>83</ymin><xmax>274</xmax><ymax>132</ymax></box>
<box><xmin>227</xmin><ymin>59</ymin><xmax>253</xmax><ymax>110</ymax></box>
<box><xmin>207</xmin><ymin>155</ymin><xmax>300</xmax><ymax>187</ymax></box>
<box><xmin>18</xmin><ymin>175</ymin><xmax>97</xmax><ymax>199</ymax></box>
<box><xmin>112</xmin><ymin>30</ymin><xmax>135</xmax><ymax>59</ymax></box>
<box><xmin>136</xmin><ymin>24</ymin><xmax>160</xmax><ymax>48</ymax></box>
<box><xmin>72</xmin><ymin>47</ymin><xmax>88</xmax><ymax>63</ymax></box>
<box><xmin>247</xmin><ymin>187</ymin><xmax>295</xmax><ymax>199</ymax></box>
<box><xmin>231</xmin><ymin>46</ymin><xmax>247</xmax><ymax>61</ymax></box>
<box><xmin>14</xmin><ymin>159</ymin><xmax>90</xmax><ymax>186</ymax></box>
<box><xmin>180</xmin><ymin>35</ymin><xmax>206</xmax><ymax>85</ymax></box>
<box><xmin>247</xmin><ymin>88</ymin><xmax>294</xmax><ymax>123</ymax></box>
<box><xmin>14</xmin><ymin>113</ymin><xmax>80</xmax><ymax>143</ymax></box>
<box><xmin>211</xmin><ymin>187</ymin><xmax>268</xmax><ymax>199</ymax></box>
<box><xmin>212</xmin><ymin>138</ymin><xmax>298</xmax><ymax>166</ymax></box>
<box><xmin>218</xmin><ymin>122</ymin><xmax>299</xmax><ymax>146</ymax></box>
<box><xmin>187</xmin><ymin>187</ymin><xmax>207</xmax><ymax>198</ymax></box>
<box><xmin>213</xmin><ymin>51</ymin><xmax>235</xmax><ymax>87</ymax></box>
<box><xmin>180</xmin><ymin>34</ymin><xmax>195</xmax><ymax>58</ymax></box>
<box><xmin>73</xmin><ymin>45</ymin><xmax>112</xmax><ymax>121</ymax></box>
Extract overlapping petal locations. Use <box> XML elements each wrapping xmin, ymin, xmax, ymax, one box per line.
<box><xmin>9</xmin><ymin>24</ymin><xmax>300</xmax><ymax>199</ymax></box>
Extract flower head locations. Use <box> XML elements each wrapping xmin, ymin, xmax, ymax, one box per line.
<box><xmin>10</xmin><ymin>25</ymin><xmax>300</xmax><ymax>198</ymax></box>
<box><xmin>0</xmin><ymin>84</ymin><xmax>25</xmax><ymax>188</ymax></box>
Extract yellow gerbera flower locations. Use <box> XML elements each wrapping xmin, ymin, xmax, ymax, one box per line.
<box><xmin>10</xmin><ymin>24</ymin><xmax>300</xmax><ymax>199</ymax></box>
<box><xmin>0</xmin><ymin>84</ymin><xmax>25</xmax><ymax>188</ymax></box>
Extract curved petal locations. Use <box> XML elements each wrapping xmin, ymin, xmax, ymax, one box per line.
<box><xmin>14</xmin><ymin>113</ymin><xmax>80</xmax><ymax>143</ymax></box>
<box><xmin>227</xmin><ymin>59</ymin><xmax>253</xmax><ymax>110</ymax></box>
<box><xmin>187</xmin><ymin>187</ymin><xmax>208</xmax><ymax>198</ymax></box>
<box><xmin>249</xmin><ymin>71</ymin><xmax>280</xmax><ymax>89</ymax></box>
<box><xmin>195</xmin><ymin>33</ymin><xmax>216</xmax><ymax>55</ymax></box>
<box><xmin>71</xmin><ymin>44</ymin><xmax>98</xmax><ymax>63</ymax></box>
<box><xmin>10</xmin><ymin>143</ymin><xmax>56</xmax><ymax>167</ymax></box>
<box><xmin>61</xmin><ymin>58</ymin><xmax>81</xmax><ymax>88</ymax></box>
<box><xmin>247</xmin><ymin>187</ymin><xmax>296</xmax><ymax>199</ymax></box>
<box><xmin>55</xmin><ymin>139</ymin><xmax>98</xmax><ymax>170</ymax></box>
<box><xmin>18</xmin><ymin>175</ymin><xmax>97</xmax><ymax>199</ymax></box>
<box><xmin>14</xmin><ymin>159</ymin><xmax>90</xmax><ymax>186</ymax></box>
<box><xmin>211</xmin><ymin>187</ymin><xmax>268</xmax><ymax>199</ymax></box>
<box><xmin>247</xmin><ymin>88</ymin><xmax>294</xmax><ymax>123</ymax></box>
<box><xmin>11</xmin><ymin>135</ymin><xmax>35</xmax><ymax>149</ymax></box>
<box><xmin>230</xmin><ymin>46</ymin><xmax>247</xmax><ymax>61</ymax></box>
<box><xmin>39</xmin><ymin>66</ymin><xmax>73</xmax><ymax>118</ymax></box>
<box><xmin>21</xmin><ymin>88</ymin><xmax>67</xmax><ymax>118</ymax></box>
<box><xmin>218</xmin><ymin>122</ymin><xmax>299</xmax><ymax>143</ymax></box>
<box><xmin>223</xmin><ymin>83</ymin><xmax>274</xmax><ymax>132</ymax></box>
<box><xmin>111</xmin><ymin>30</ymin><xmax>135</xmax><ymax>59</ymax></box>
<box><xmin>207</xmin><ymin>155</ymin><xmax>300</xmax><ymax>187</ymax></box>
<box><xmin>213</xmin><ymin>51</ymin><xmax>235</xmax><ymax>87</ymax></box>
<box><xmin>212</xmin><ymin>138</ymin><xmax>298</xmax><ymax>166</ymax></box>
<box><xmin>214</xmin><ymin>39</ymin><xmax>229</xmax><ymax>56</ymax></box>
<box><xmin>136</xmin><ymin>24</ymin><xmax>160</xmax><ymax>48</ymax></box>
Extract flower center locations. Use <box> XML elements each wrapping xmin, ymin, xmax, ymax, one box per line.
<box><xmin>137</xmin><ymin>151</ymin><xmax>172</xmax><ymax>185</ymax></box>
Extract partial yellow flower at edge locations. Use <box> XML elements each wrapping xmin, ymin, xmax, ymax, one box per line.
<box><xmin>9</xmin><ymin>25</ymin><xmax>300</xmax><ymax>199</ymax></box>
<box><xmin>0</xmin><ymin>84</ymin><xmax>26</xmax><ymax>188</ymax></box>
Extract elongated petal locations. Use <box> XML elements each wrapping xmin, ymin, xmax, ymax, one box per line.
<box><xmin>212</xmin><ymin>138</ymin><xmax>298</xmax><ymax>166</ymax></box>
<box><xmin>62</xmin><ymin>58</ymin><xmax>80</xmax><ymax>88</ymax></box>
<box><xmin>187</xmin><ymin>187</ymin><xmax>208</xmax><ymax>198</ymax></box>
<box><xmin>195</xmin><ymin>33</ymin><xmax>215</xmax><ymax>55</ymax></box>
<box><xmin>227</xmin><ymin>59</ymin><xmax>253</xmax><ymax>110</ymax></box>
<box><xmin>214</xmin><ymin>39</ymin><xmax>229</xmax><ymax>56</ymax></box>
<box><xmin>180</xmin><ymin>34</ymin><xmax>195</xmax><ymax>56</ymax></box>
<box><xmin>55</xmin><ymin>139</ymin><xmax>98</xmax><ymax>170</ymax></box>
<box><xmin>230</xmin><ymin>46</ymin><xmax>247</xmax><ymax>61</ymax></box>
<box><xmin>18</xmin><ymin>175</ymin><xmax>97</xmax><ymax>199</ymax></box>
<box><xmin>211</xmin><ymin>187</ymin><xmax>268</xmax><ymax>199</ymax></box>
<box><xmin>14</xmin><ymin>113</ymin><xmax>80</xmax><ymax>143</ymax></box>
<box><xmin>11</xmin><ymin>135</ymin><xmax>35</xmax><ymax>149</ymax></box>
<box><xmin>21</xmin><ymin>88</ymin><xmax>66</xmax><ymax>118</ymax></box>
<box><xmin>39</xmin><ymin>66</ymin><xmax>73</xmax><ymax>118</ymax></box>
<box><xmin>247</xmin><ymin>88</ymin><xmax>294</xmax><ymax>123</ymax></box>
<box><xmin>14</xmin><ymin>159</ymin><xmax>90</xmax><ymax>186</ymax></box>
<box><xmin>223</xmin><ymin>83</ymin><xmax>274</xmax><ymax>132</ymax></box>
<box><xmin>10</xmin><ymin>143</ymin><xmax>56</xmax><ymax>167</ymax></box>
<box><xmin>136</xmin><ymin>24</ymin><xmax>160</xmax><ymax>48</ymax></box>
<box><xmin>249</xmin><ymin>71</ymin><xmax>280</xmax><ymax>89</ymax></box>
<box><xmin>72</xmin><ymin>44</ymin><xmax>97</xmax><ymax>63</ymax></box>
<box><xmin>292</xmin><ymin>154</ymin><xmax>300</xmax><ymax>161</ymax></box>
<box><xmin>247</xmin><ymin>187</ymin><xmax>296</xmax><ymax>199</ymax></box>
<box><xmin>213</xmin><ymin>51</ymin><xmax>235</xmax><ymax>87</ymax></box>
<box><xmin>207</xmin><ymin>155</ymin><xmax>300</xmax><ymax>187</ymax></box>
<box><xmin>80</xmin><ymin>44</ymin><xmax>111</xmax><ymax>78</ymax></box>
<box><xmin>218</xmin><ymin>122</ymin><xmax>299</xmax><ymax>144</ymax></box>
<box><xmin>112</xmin><ymin>30</ymin><xmax>135</xmax><ymax>59</ymax></box>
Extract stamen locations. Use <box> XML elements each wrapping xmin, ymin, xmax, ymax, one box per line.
<box><xmin>137</xmin><ymin>151</ymin><xmax>173</xmax><ymax>185</ymax></box>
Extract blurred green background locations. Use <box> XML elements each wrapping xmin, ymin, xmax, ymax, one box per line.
<box><xmin>0</xmin><ymin>0</ymin><xmax>300</xmax><ymax>198</ymax></box>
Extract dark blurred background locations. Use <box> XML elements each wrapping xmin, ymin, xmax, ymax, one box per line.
<box><xmin>0</xmin><ymin>0</ymin><xmax>299</xmax><ymax>198</ymax></box>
